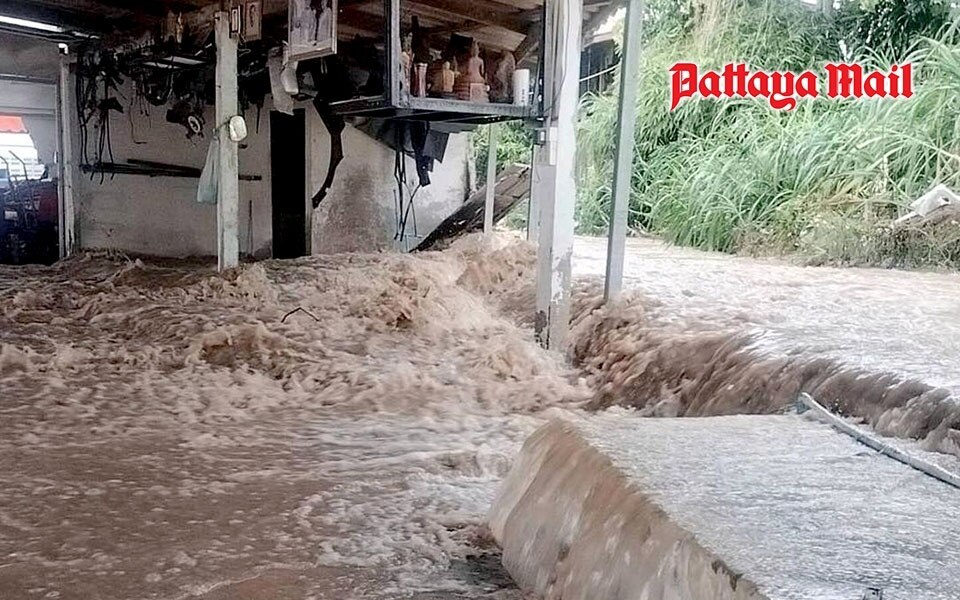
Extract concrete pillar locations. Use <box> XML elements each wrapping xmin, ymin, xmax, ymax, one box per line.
<box><xmin>483</xmin><ymin>124</ymin><xmax>499</xmax><ymax>235</ymax></box>
<box><xmin>57</xmin><ymin>51</ymin><xmax>77</xmax><ymax>258</ymax></box>
<box><xmin>215</xmin><ymin>12</ymin><xmax>240</xmax><ymax>271</ymax></box>
<box><xmin>533</xmin><ymin>0</ymin><xmax>581</xmax><ymax>350</ymax></box>
<box><xmin>604</xmin><ymin>0</ymin><xmax>642</xmax><ymax>301</ymax></box>
<box><xmin>526</xmin><ymin>143</ymin><xmax>540</xmax><ymax>242</ymax></box>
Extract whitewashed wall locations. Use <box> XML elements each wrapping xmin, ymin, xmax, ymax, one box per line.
<box><xmin>308</xmin><ymin>111</ymin><xmax>471</xmax><ymax>254</ymax></box>
<box><xmin>73</xmin><ymin>87</ymin><xmax>273</xmax><ymax>258</ymax></box>
<box><xmin>73</xmin><ymin>87</ymin><xmax>470</xmax><ymax>258</ymax></box>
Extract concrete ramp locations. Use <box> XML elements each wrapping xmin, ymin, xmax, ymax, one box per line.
<box><xmin>490</xmin><ymin>414</ymin><xmax>960</xmax><ymax>600</ymax></box>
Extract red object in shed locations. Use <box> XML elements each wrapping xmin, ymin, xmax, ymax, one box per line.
<box><xmin>0</xmin><ymin>116</ymin><xmax>27</xmax><ymax>134</ymax></box>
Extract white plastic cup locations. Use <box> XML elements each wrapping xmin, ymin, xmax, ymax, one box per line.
<box><xmin>513</xmin><ymin>69</ymin><xmax>530</xmax><ymax>106</ymax></box>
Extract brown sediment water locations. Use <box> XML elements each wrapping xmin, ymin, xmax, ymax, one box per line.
<box><xmin>569</xmin><ymin>237</ymin><xmax>960</xmax><ymax>456</ymax></box>
<box><xmin>569</xmin><ymin>285</ymin><xmax>960</xmax><ymax>455</ymax></box>
<box><xmin>456</xmin><ymin>236</ymin><xmax>960</xmax><ymax>456</ymax></box>
<box><xmin>3</xmin><ymin>233</ymin><xmax>960</xmax><ymax>598</ymax></box>
<box><xmin>0</xmin><ymin>237</ymin><xmax>584</xmax><ymax>599</ymax></box>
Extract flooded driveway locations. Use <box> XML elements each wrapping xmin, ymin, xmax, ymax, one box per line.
<box><xmin>574</xmin><ymin>236</ymin><xmax>960</xmax><ymax>395</ymax></box>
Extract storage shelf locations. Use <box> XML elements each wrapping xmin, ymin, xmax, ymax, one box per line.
<box><xmin>329</xmin><ymin>94</ymin><xmax>537</xmax><ymax>123</ymax></box>
<box><xmin>400</xmin><ymin>96</ymin><xmax>534</xmax><ymax>118</ymax></box>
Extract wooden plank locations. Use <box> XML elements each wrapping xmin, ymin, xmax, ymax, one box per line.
<box><xmin>414</xmin><ymin>164</ymin><xmax>530</xmax><ymax>251</ymax></box>
<box><xmin>484</xmin><ymin>0</ymin><xmax>541</xmax><ymax>10</ymax></box>
<box><xmin>514</xmin><ymin>22</ymin><xmax>543</xmax><ymax>62</ymax></box>
<box><xmin>405</xmin><ymin>0</ymin><xmax>529</xmax><ymax>33</ymax></box>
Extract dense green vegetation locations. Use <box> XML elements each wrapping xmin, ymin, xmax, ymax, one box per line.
<box><xmin>476</xmin><ymin>0</ymin><xmax>960</xmax><ymax>268</ymax></box>
<box><xmin>575</xmin><ymin>0</ymin><xmax>960</xmax><ymax>266</ymax></box>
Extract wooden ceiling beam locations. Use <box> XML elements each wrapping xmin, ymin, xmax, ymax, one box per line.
<box><xmin>513</xmin><ymin>21</ymin><xmax>540</xmax><ymax>62</ymax></box>
<box><xmin>406</xmin><ymin>0</ymin><xmax>528</xmax><ymax>33</ymax></box>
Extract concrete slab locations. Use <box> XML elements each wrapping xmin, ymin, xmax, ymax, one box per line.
<box><xmin>490</xmin><ymin>413</ymin><xmax>960</xmax><ymax>600</ymax></box>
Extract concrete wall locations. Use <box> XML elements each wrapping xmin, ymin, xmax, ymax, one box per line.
<box><xmin>74</xmin><ymin>87</ymin><xmax>470</xmax><ymax>258</ymax></box>
<box><xmin>307</xmin><ymin>110</ymin><xmax>471</xmax><ymax>253</ymax></box>
<box><xmin>74</xmin><ymin>88</ymin><xmax>273</xmax><ymax>258</ymax></box>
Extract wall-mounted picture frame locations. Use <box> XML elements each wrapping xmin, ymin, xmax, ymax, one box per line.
<box><xmin>244</xmin><ymin>0</ymin><xmax>262</xmax><ymax>41</ymax></box>
<box><xmin>287</xmin><ymin>0</ymin><xmax>337</xmax><ymax>61</ymax></box>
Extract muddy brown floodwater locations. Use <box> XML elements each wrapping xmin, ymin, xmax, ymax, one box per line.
<box><xmin>2</xmin><ymin>234</ymin><xmax>959</xmax><ymax>599</ymax></box>
<box><xmin>0</xmin><ymin>238</ymin><xmax>582</xmax><ymax>599</ymax></box>
<box><xmin>573</xmin><ymin>236</ymin><xmax>960</xmax><ymax>395</ymax></box>
<box><xmin>570</xmin><ymin>236</ymin><xmax>960</xmax><ymax>457</ymax></box>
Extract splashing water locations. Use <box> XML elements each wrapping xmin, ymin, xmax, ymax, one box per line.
<box><xmin>3</xmin><ymin>233</ymin><xmax>960</xmax><ymax>598</ymax></box>
<box><xmin>0</xmin><ymin>240</ymin><xmax>584</xmax><ymax>599</ymax></box>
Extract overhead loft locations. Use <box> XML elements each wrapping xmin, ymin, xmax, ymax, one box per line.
<box><xmin>7</xmin><ymin>0</ymin><xmax>614</xmax><ymax>125</ymax></box>
<box><xmin>7</xmin><ymin>0</ymin><xmax>591</xmax><ymax>347</ymax></box>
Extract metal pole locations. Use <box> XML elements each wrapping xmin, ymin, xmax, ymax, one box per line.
<box><xmin>533</xmin><ymin>0</ymin><xmax>581</xmax><ymax>350</ymax></box>
<box><xmin>215</xmin><ymin>12</ymin><xmax>240</xmax><ymax>271</ymax></box>
<box><xmin>603</xmin><ymin>0</ymin><xmax>642</xmax><ymax>301</ymax></box>
<box><xmin>483</xmin><ymin>124</ymin><xmax>499</xmax><ymax>235</ymax></box>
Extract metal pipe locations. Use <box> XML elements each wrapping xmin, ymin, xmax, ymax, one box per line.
<box><xmin>483</xmin><ymin>123</ymin><xmax>499</xmax><ymax>235</ymax></box>
<box><xmin>798</xmin><ymin>393</ymin><xmax>960</xmax><ymax>491</ymax></box>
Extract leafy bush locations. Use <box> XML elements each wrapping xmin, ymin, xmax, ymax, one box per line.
<box><xmin>575</xmin><ymin>0</ymin><xmax>960</xmax><ymax>267</ymax></box>
<box><xmin>472</xmin><ymin>122</ymin><xmax>533</xmax><ymax>179</ymax></box>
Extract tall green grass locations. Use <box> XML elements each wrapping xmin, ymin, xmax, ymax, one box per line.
<box><xmin>576</xmin><ymin>0</ymin><xmax>960</xmax><ymax>266</ymax></box>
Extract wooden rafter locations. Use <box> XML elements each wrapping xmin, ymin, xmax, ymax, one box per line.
<box><xmin>405</xmin><ymin>0</ymin><xmax>528</xmax><ymax>34</ymax></box>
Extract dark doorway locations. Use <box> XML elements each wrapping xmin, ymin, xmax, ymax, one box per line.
<box><xmin>270</xmin><ymin>109</ymin><xmax>307</xmax><ymax>259</ymax></box>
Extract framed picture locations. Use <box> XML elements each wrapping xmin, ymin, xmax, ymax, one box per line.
<box><xmin>287</xmin><ymin>0</ymin><xmax>337</xmax><ymax>61</ymax></box>
<box><xmin>244</xmin><ymin>1</ymin><xmax>262</xmax><ymax>41</ymax></box>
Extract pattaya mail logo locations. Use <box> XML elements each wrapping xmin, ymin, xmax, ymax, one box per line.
<box><xmin>669</xmin><ymin>62</ymin><xmax>913</xmax><ymax>110</ymax></box>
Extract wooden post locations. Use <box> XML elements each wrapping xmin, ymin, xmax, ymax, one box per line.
<box><xmin>483</xmin><ymin>124</ymin><xmax>499</xmax><ymax>235</ymax></box>
<box><xmin>387</xmin><ymin>0</ymin><xmax>401</xmax><ymax>104</ymax></box>
<box><xmin>533</xmin><ymin>0</ymin><xmax>581</xmax><ymax>350</ymax></box>
<box><xmin>215</xmin><ymin>12</ymin><xmax>240</xmax><ymax>271</ymax></box>
<box><xmin>57</xmin><ymin>50</ymin><xmax>77</xmax><ymax>258</ymax></box>
<box><xmin>604</xmin><ymin>0</ymin><xmax>642</xmax><ymax>301</ymax></box>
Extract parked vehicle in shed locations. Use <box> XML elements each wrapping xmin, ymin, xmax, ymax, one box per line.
<box><xmin>0</xmin><ymin>164</ymin><xmax>58</xmax><ymax>265</ymax></box>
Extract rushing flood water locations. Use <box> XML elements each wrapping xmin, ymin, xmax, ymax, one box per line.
<box><xmin>0</xmin><ymin>239</ymin><xmax>582</xmax><ymax>599</ymax></box>
<box><xmin>3</xmin><ymin>234</ymin><xmax>959</xmax><ymax>598</ymax></box>
<box><xmin>574</xmin><ymin>236</ymin><xmax>960</xmax><ymax>395</ymax></box>
<box><xmin>569</xmin><ymin>237</ymin><xmax>960</xmax><ymax>457</ymax></box>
